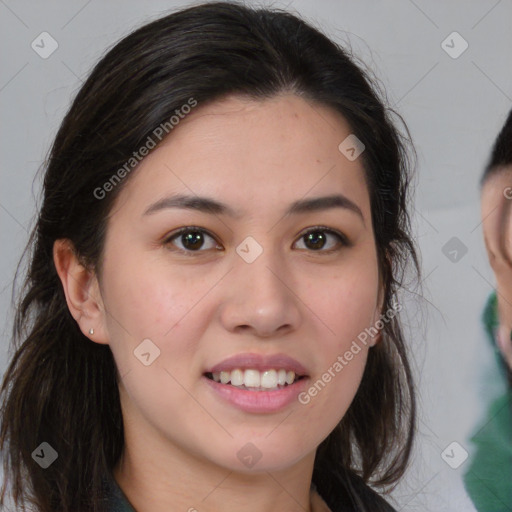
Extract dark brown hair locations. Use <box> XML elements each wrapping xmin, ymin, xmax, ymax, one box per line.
<box><xmin>481</xmin><ymin>108</ymin><xmax>512</xmax><ymax>184</ymax></box>
<box><xmin>0</xmin><ymin>2</ymin><xmax>419</xmax><ymax>511</ymax></box>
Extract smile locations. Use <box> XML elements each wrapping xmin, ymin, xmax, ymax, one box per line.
<box><xmin>204</xmin><ymin>368</ymin><xmax>304</xmax><ymax>390</ymax></box>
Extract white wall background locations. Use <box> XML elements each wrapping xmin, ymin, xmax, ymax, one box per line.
<box><xmin>1</xmin><ymin>1</ymin><xmax>511</xmax><ymax>510</ymax></box>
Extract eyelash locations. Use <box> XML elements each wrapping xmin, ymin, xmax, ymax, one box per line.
<box><xmin>162</xmin><ymin>225</ymin><xmax>350</xmax><ymax>256</ymax></box>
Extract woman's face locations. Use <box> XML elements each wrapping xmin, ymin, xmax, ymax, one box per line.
<box><xmin>481</xmin><ymin>168</ymin><xmax>512</xmax><ymax>369</ymax></box>
<box><xmin>95</xmin><ymin>93</ymin><xmax>382</xmax><ymax>472</ymax></box>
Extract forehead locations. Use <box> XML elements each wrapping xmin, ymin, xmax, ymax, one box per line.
<box><xmin>112</xmin><ymin>93</ymin><xmax>371</xmax><ymax>218</ymax></box>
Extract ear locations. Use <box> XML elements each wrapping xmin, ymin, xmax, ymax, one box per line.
<box><xmin>53</xmin><ymin>239</ymin><xmax>109</xmax><ymax>345</ymax></box>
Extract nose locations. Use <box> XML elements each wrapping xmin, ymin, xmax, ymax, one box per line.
<box><xmin>218</xmin><ymin>245</ymin><xmax>302</xmax><ymax>338</ymax></box>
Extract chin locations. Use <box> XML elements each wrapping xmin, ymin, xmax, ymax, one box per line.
<box><xmin>207</xmin><ymin>439</ymin><xmax>312</xmax><ymax>474</ymax></box>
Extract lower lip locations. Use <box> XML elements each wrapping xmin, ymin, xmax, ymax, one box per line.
<box><xmin>202</xmin><ymin>375</ymin><xmax>309</xmax><ymax>413</ymax></box>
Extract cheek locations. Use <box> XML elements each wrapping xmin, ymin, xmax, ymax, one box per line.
<box><xmin>297</xmin><ymin>259</ymin><xmax>378</xmax><ymax>425</ymax></box>
<box><xmin>101</xmin><ymin>255</ymin><xmax>215</xmax><ymax>432</ymax></box>
<box><xmin>100</xmin><ymin>251</ymin><xmax>216</xmax><ymax>373</ymax></box>
<box><xmin>309</xmin><ymin>261</ymin><xmax>379</xmax><ymax>349</ymax></box>
<box><xmin>298</xmin><ymin>340</ymin><xmax>369</xmax><ymax>449</ymax></box>
<box><xmin>104</xmin><ymin>247</ymin><xmax>206</xmax><ymax>327</ymax></box>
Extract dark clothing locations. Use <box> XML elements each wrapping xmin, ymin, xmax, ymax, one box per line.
<box><xmin>102</xmin><ymin>472</ymin><xmax>135</xmax><ymax>512</ymax></box>
<box><xmin>102</xmin><ymin>468</ymin><xmax>397</xmax><ymax>512</ymax></box>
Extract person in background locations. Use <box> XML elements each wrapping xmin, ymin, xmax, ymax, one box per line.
<box><xmin>464</xmin><ymin>108</ymin><xmax>512</xmax><ymax>511</ymax></box>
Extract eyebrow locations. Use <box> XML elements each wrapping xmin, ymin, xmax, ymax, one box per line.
<box><xmin>143</xmin><ymin>193</ymin><xmax>364</xmax><ymax>221</ymax></box>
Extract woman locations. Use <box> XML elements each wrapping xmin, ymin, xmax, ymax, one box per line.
<box><xmin>0</xmin><ymin>2</ymin><xmax>419</xmax><ymax>511</ymax></box>
<box><xmin>464</xmin><ymin>109</ymin><xmax>512</xmax><ymax>511</ymax></box>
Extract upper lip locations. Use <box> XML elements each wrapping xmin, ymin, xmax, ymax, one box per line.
<box><xmin>205</xmin><ymin>352</ymin><xmax>309</xmax><ymax>376</ymax></box>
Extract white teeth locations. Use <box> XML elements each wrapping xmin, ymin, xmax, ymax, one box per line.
<box><xmin>260</xmin><ymin>369</ymin><xmax>278</xmax><ymax>388</ymax></box>
<box><xmin>243</xmin><ymin>369</ymin><xmax>260</xmax><ymax>387</ymax></box>
<box><xmin>209</xmin><ymin>368</ymin><xmax>298</xmax><ymax>388</ymax></box>
<box><xmin>231</xmin><ymin>369</ymin><xmax>244</xmax><ymax>386</ymax></box>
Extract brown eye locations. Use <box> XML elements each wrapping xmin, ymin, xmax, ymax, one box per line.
<box><xmin>295</xmin><ymin>227</ymin><xmax>349</xmax><ymax>252</ymax></box>
<box><xmin>164</xmin><ymin>227</ymin><xmax>220</xmax><ymax>253</ymax></box>
<box><xmin>181</xmin><ymin>231</ymin><xmax>205</xmax><ymax>250</ymax></box>
<box><xmin>304</xmin><ymin>231</ymin><xmax>328</xmax><ymax>250</ymax></box>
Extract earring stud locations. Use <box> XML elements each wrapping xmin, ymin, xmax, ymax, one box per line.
<box><xmin>89</xmin><ymin>328</ymin><xmax>94</xmax><ymax>335</ymax></box>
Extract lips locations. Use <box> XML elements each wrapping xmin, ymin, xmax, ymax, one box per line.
<box><xmin>204</xmin><ymin>352</ymin><xmax>309</xmax><ymax>375</ymax></box>
<box><xmin>202</xmin><ymin>353</ymin><xmax>310</xmax><ymax>412</ymax></box>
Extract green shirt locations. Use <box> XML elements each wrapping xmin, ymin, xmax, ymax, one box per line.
<box><xmin>463</xmin><ymin>293</ymin><xmax>512</xmax><ymax>511</ymax></box>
